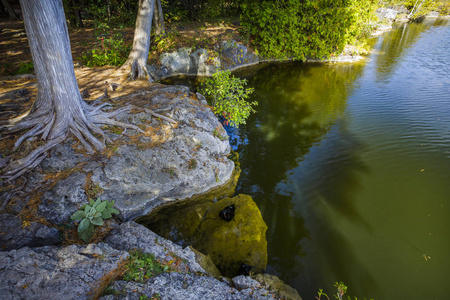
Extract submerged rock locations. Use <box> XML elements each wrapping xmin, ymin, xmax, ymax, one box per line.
<box><xmin>141</xmin><ymin>194</ymin><xmax>268</xmax><ymax>277</ymax></box>
<box><xmin>253</xmin><ymin>274</ymin><xmax>302</xmax><ymax>300</ymax></box>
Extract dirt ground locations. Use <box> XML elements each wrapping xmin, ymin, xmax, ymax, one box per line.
<box><xmin>0</xmin><ymin>17</ymin><xmax>243</xmax><ymax>77</ymax></box>
<box><xmin>0</xmin><ymin>16</ymin><xmax>243</xmax><ymax>123</ymax></box>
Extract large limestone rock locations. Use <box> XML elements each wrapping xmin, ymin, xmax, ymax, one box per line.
<box><xmin>0</xmin><ymin>220</ymin><xmax>297</xmax><ymax>300</ymax></box>
<box><xmin>100</xmin><ymin>273</ymin><xmax>244</xmax><ymax>300</ymax></box>
<box><xmin>152</xmin><ymin>41</ymin><xmax>260</xmax><ymax>80</ymax></box>
<box><xmin>0</xmin><ymin>213</ymin><xmax>59</xmax><ymax>250</ymax></box>
<box><xmin>141</xmin><ymin>194</ymin><xmax>268</xmax><ymax>277</ymax></box>
<box><xmin>1</xmin><ymin>85</ymin><xmax>234</xmax><ymax>224</ymax></box>
<box><xmin>0</xmin><ymin>243</ymin><xmax>129</xmax><ymax>300</ymax></box>
<box><xmin>376</xmin><ymin>7</ymin><xmax>399</xmax><ymax>21</ymax></box>
<box><xmin>104</xmin><ymin>221</ymin><xmax>207</xmax><ymax>275</ymax></box>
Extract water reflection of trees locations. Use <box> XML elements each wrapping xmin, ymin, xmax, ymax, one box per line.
<box><xmin>280</xmin><ymin>121</ymin><xmax>377</xmax><ymax>298</ymax></box>
<box><xmin>375</xmin><ymin>19</ymin><xmax>448</xmax><ymax>81</ymax></box>
<box><xmin>230</xmin><ymin>62</ymin><xmax>368</xmax><ymax>295</ymax></box>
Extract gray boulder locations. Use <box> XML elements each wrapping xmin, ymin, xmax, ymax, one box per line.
<box><xmin>153</xmin><ymin>42</ymin><xmax>259</xmax><ymax>80</ymax></box>
<box><xmin>218</xmin><ymin>40</ymin><xmax>260</xmax><ymax>70</ymax></box>
<box><xmin>159</xmin><ymin>47</ymin><xmax>219</xmax><ymax>78</ymax></box>
<box><xmin>3</xmin><ymin>85</ymin><xmax>234</xmax><ymax>224</ymax></box>
<box><xmin>100</xmin><ymin>273</ymin><xmax>243</xmax><ymax>300</ymax></box>
<box><xmin>376</xmin><ymin>8</ymin><xmax>398</xmax><ymax>21</ymax></box>
<box><xmin>0</xmin><ymin>213</ymin><xmax>59</xmax><ymax>251</ymax></box>
<box><xmin>105</xmin><ymin>221</ymin><xmax>206</xmax><ymax>275</ymax></box>
<box><xmin>0</xmin><ymin>243</ymin><xmax>129</xmax><ymax>300</ymax></box>
<box><xmin>232</xmin><ymin>274</ymin><xmax>302</xmax><ymax>300</ymax></box>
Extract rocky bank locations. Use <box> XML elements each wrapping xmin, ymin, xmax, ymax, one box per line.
<box><xmin>0</xmin><ymin>82</ymin><xmax>301</xmax><ymax>299</ymax></box>
<box><xmin>0</xmin><ymin>218</ymin><xmax>300</xmax><ymax>299</ymax></box>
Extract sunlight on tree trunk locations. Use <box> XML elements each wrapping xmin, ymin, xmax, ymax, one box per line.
<box><xmin>120</xmin><ymin>0</ymin><xmax>155</xmax><ymax>81</ymax></box>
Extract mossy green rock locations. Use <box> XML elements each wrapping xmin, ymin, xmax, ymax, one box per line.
<box><xmin>143</xmin><ymin>194</ymin><xmax>268</xmax><ymax>277</ymax></box>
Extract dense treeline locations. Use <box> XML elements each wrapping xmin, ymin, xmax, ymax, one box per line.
<box><xmin>61</xmin><ymin>0</ymin><xmax>242</xmax><ymax>28</ymax></box>
<box><xmin>241</xmin><ymin>0</ymin><xmax>377</xmax><ymax>60</ymax></box>
<box><xmin>60</xmin><ymin>0</ymin><xmax>378</xmax><ymax>60</ymax></box>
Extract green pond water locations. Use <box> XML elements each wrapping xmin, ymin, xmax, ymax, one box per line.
<box><xmin>163</xmin><ymin>20</ymin><xmax>450</xmax><ymax>299</ymax></box>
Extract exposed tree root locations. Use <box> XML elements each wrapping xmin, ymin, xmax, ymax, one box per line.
<box><xmin>0</xmin><ymin>100</ymin><xmax>161</xmax><ymax>182</ymax></box>
<box><xmin>118</xmin><ymin>59</ymin><xmax>152</xmax><ymax>82</ymax></box>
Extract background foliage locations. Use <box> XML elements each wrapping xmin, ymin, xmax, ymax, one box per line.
<box><xmin>240</xmin><ymin>0</ymin><xmax>377</xmax><ymax>60</ymax></box>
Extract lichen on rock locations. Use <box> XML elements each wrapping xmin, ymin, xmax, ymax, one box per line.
<box><xmin>141</xmin><ymin>194</ymin><xmax>268</xmax><ymax>277</ymax></box>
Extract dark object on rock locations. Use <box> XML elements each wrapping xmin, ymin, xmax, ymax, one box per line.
<box><xmin>238</xmin><ymin>263</ymin><xmax>253</xmax><ymax>276</ymax></box>
<box><xmin>80</xmin><ymin>88</ymin><xmax>90</xmax><ymax>99</ymax></box>
<box><xmin>0</xmin><ymin>213</ymin><xmax>60</xmax><ymax>251</ymax></box>
<box><xmin>219</xmin><ymin>204</ymin><xmax>235</xmax><ymax>222</ymax></box>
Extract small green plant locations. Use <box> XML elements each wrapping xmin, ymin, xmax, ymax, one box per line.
<box><xmin>316</xmin><ymin>288</ymin><xmax>330</xmax><ymax>300</ymax></box>
<box><xmin>212</xmin><ymin>126</ymin><xmax>225</xmax><ymax>140</ymax></box>
<box><xmin>188</xmin><ymin>158</ymin><xmax>197</xmax><ymax>170</ymax></box>
<box><xmin>335</xmin><ymin>282</ymin><xmax>348</xmax><ymax>300</ymax></box>
<box><xmin>15</xmin><ymin>61</ymin><xmax>34</xmax><ymax>75</ymax></box>
<box><xmin>317</xmin><ymin>282</ymin><xmax>375</xmax><ymax>300</ymax></box>
<box><xmin>71</xmin><ymin>197</ymin><xmax>119</xmax><ymax>243</ymax></box>
<box><xmin>200</xmin><ymin>69</ymin><xmax>257</xmax><ymax>128</ymax></box>
<box><xmin>82</xmin><ymin>34</ymin><xmax>131</xmax><ymax>67</ymax></box>
<box><xmin>123</xmin><ymin>250</ymin><xmax>170</xmax><ymax>283</ymax></box>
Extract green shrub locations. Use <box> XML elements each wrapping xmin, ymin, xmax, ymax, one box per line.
<box><xmin>123</xmin><ymin>250</ymin><xmax>170</xmax><ymax>283</ymax></box>
<box><xmin>404</xmin><ymin>0</ymin><xmax>449</xmax><ymax>18</ymax></box>
<box><xmin>71</xmin><ymin>197</ymin><xmax>119</xmax><ymax>243</ymax></box>
<box><xmin>82</xmin><ymin>33</ymin><xmax>131</xmax><ymax>67</ymax></box>
<box><xmin>200</xmin><ymin>70</ymin><xmax>257</xmax><ymax>128</ymax></box>
<box><xmin>240</xmin><ymin>0</ymin><xmax>377</xmax><ymax>60</ymax></box>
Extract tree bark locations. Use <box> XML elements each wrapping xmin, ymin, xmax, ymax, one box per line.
<box><xmin>121</xmin><ymin>0</ymin><xmax>155</xmax><ymax>80</ymax></box>
<box><xmin>1</xmin><ymin>0</ymin><xmax>143</xmax><ymax>181</ymax></box>
<box><xmin>153</xmin><ymin>0</ymin><xmax>165</xmax><ymax>36</ymax></box>
<box><xmin>71</xmin><ymin>0</ymin><xmax>84</xmax><ymax>27</ymax></box>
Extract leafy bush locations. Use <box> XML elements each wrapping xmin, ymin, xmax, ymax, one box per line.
<box><xmin>403</xmin><ymin>0</ymin><xmax>449</xmax><ymax>18</ymax></box>
<box><xmin>82</xmin><ymin>33</ymin><xmax>131</xmax><ymax>67</ymax></box>
<box><xmin>241</xmin><ymin>0</ymin><xmax>377</xmax><ymax>60</ymax></box>
<box><xmin>151</xmin><ymin>29</ymin><xmax>179</xmax><ymax>52</ymax></box>
<box><xmin>71</xmin><ymin>197</ymin><xmax>119</xmax><ymax>242</ymax></box>
<box><xmin>200</xmin><ymin>70</ymin><xmax>257</xmax><ymax>128</ymax></box>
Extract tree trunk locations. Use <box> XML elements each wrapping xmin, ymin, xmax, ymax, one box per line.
<box><xmin>21</xmin><ymin>0</ymin><xmax>90</xmax><ymax>141</ymax></box>
<box><xmin>71</xmin><ymin>0</ymin><xmax>84</xmax><ymax>27</ymax></box>
<box><xmin>1</xmin><ymin>0</ymin><xmax>143</xmax><ymax>181</ymax></box>
<box><xmin>1</xmin><ymin>0</ymin><xmax>20</xmax><ymax>20</ymax></box>
<box><xmin>121</xmin><ymin>0</ymin><xmax>155</xmax><ymax>80</ymax></box>
<box><xmin>153</xmin><ymin>0</ymin><xmax>165</xmax><ymax>36</ymax></box>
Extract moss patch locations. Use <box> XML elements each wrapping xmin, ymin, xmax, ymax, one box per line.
<box><xmin>142</xmin><ymin>194</ymin><xmax>267</xmax><ymax>278</ymax></box>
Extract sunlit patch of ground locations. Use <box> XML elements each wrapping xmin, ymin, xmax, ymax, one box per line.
<box><xmin>0</xmin><ymin>17</ymin><xmax>243</xmax><ymax>77</ymax></box>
